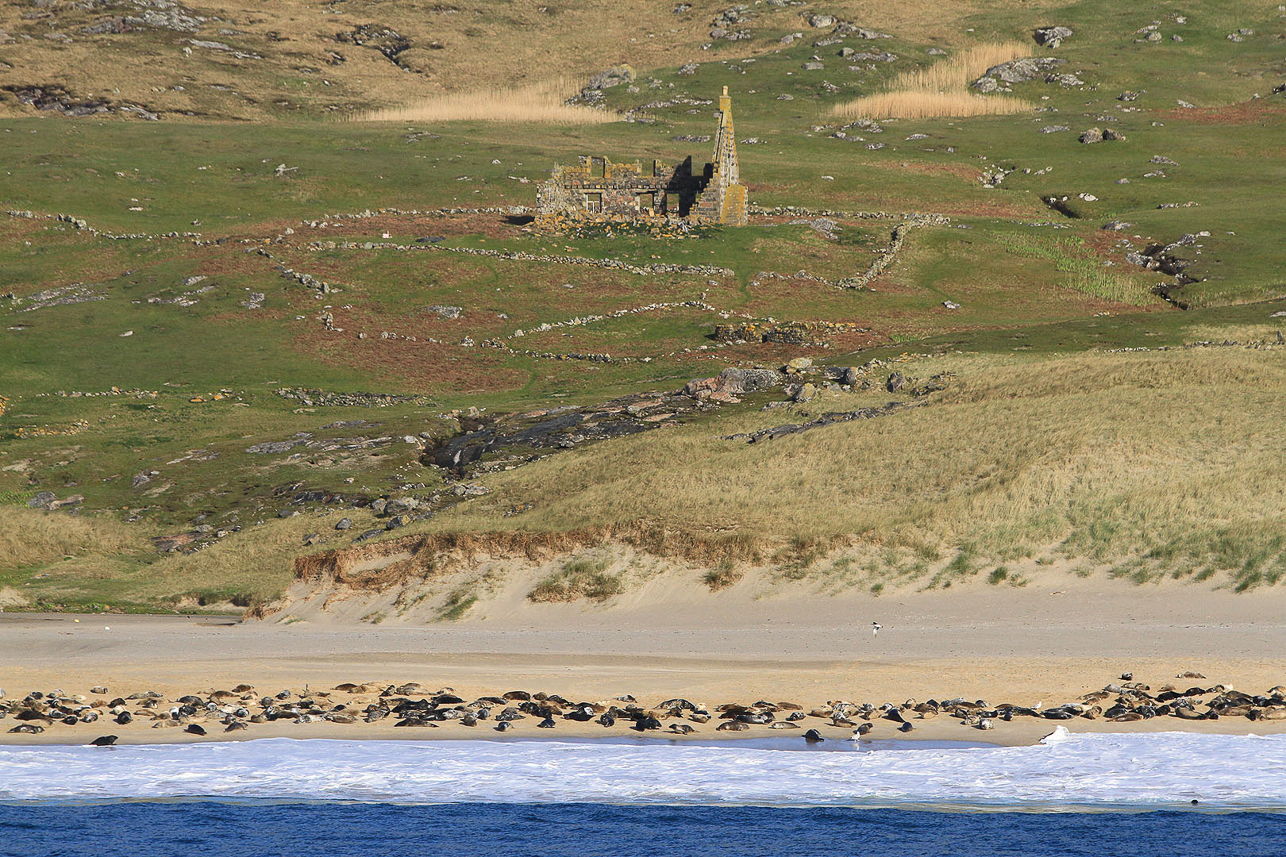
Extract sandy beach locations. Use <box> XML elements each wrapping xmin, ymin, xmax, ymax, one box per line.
<box><xmin>4</xmin><ymin>579</ymin><xmax>1286</xmax><ymax>747</ymax></box>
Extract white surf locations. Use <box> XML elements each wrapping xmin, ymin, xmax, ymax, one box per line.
<box><xmin>2</xmin><ymin>729</ymin><xmax>1284</xmax><ymax>809</ymax></box>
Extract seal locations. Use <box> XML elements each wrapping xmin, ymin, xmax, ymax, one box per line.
<box><xmin>185</xmin><ymin>724</ymin><xmax>207</xmax><ymax>736</ymax></box>
<box><xmin>669</xmin><ymin>723</ymin><xmax>695</xmax><ymax>735</ymax></box>
<box><xmin>717</xmin><ymin>719</ymin><xmax>745</xmax><ymax>731</ymax></box>
<box><xmin>633</xmin><ymin>715</ymin><xmax>662</xmax><ymax>732</ymax></box>
<box><xmin>89</xmin><ymin>735</ymin><xmax>118</xmax><ymax>746</ymax></box>
<box><xmin>494</xmin><ymin>721</ymin><xmax>513</xmax><ymax>732</ymax></box>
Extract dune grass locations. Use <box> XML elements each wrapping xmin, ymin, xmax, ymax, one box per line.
<box><xmin>352</xmin><ymin>78</ymin><xmax>618</xmax><ymax>125</ymax></box>
<box><xmin>433</xmin><ymin>345</ymin><xmax>1286</xmax><ymax>590</ymax></box>
<box><xmin>0</xmin><ymin>507</ymin><xmax>143</xmax><ymax>574</ymax></box>
<box><xmin>528</xmin><ymin>556</ymin><xmax>622</xmax><ymax>602</ymax></box>
<box><xmin>832</xmin><ymin>41</ymin><xmax>1032</xmax><ymax>119</ymax></box>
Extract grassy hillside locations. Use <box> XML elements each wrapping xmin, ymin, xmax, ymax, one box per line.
<box><xmin>1</xmin><ymin>0</ymin><xmax>1284</xmax><ymax>612</ymax></box>
<box><xmin>0</xmin><ymin>0</ymin><xmax>1075</xmax><ymax>120</ymax></box>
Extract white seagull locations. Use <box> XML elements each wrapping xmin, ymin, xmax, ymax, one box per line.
<box><xmin>872</xmin><ymin>622</ymin><xmax>882</xmax><ymax>637</ymax></box>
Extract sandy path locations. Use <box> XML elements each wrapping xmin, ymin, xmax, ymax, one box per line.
<box><xmin>3</xmin><ymin>581</ymin><xmax>1285</xmax><ymax>746</ymax></box>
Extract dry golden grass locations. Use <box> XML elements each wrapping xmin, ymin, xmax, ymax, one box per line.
<box><xmin>832</xmin><ymin>41</ymin><xmax>1033</xmax><ymax>120</ymax></box>
<box><xmin>0</xmin><ymin>507</ymin><xmax>142</xmax><ymax>573</ymax></box>
<box><xmin>431</xmin><ymin>345</ymin><xmax>1286</xmax><ymax>589</ymax></box>
<box><xmin>834</xmin><ymin>91</ymin><xmax>1032</xmax><ymax>120</ymax></box>
<box><xmin>0</xmin><ymin>1</ymin><xmax>1070</xmax><ymax>121</ymax></box>
<box><xmin>134</xmin><ymin>513</ymin><xmax>345</xmax><ymax>606</ymax></box>
<box><xmin>0</xmin><ymin>1</ymin><xmax>727</xmax><ymax>121</ymax></box>
<box><xmin>352</xmin><ymin>78</ymin><xmax>619</xmax><ymax>125</ymax></box>
<box><xmin>6</xmin><ymin>510</ymin><xmax>356</xmax><ymax>610</ymax></box>
<box><xmin>893</xmin><ymin>42</ymin><xmax>1033</xmax><ymax>92</ymax></box>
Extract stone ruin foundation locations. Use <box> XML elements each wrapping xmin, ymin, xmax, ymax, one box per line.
<box><xmin>536</xmin><ymin>87</ymin><xmax>748</xmax><ymax>228</ymax></box>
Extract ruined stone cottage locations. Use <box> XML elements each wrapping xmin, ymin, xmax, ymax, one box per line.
<box><xmin>535</xmin><ymin>87</ymin><xmax>747</xmax><ymax>227</ymax></box>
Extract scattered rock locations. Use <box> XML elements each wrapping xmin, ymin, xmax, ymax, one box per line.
<box><xmin>1033</xmin><ymin>26</ymin><xmax>1074</xmax><ymax>48</ymax></box>
<box><xmin>1045</xmin><ymin>72</ymin><xmax>1083</xmax><ymax>87</ymax></box>
<box><xmin>26</xmin><ymin>491</ymin><xmax>56</xmax><ymax>509</ymax></box>
<box><xmin>1079</xmin><ymin>128</ymin><xmax>1126</xmax><ymax>144</ymax></box>
<box><xmin>586</xmin><ymin>65</ymin><xmax>635</xmax><ymax>90</ymax></box>
<box><xmin>789</xmin><ymin>382</ymin><xmax>816</xmax><ymax>403</ymax></box>
<box><xmin>785</xmin><ymin>357</ymin><xmax>813</xmax><ymax>373</ymax></box>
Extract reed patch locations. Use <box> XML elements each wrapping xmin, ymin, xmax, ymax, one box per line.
<box><xmin>351</xmin><ymin>78</ymin><xmax>618</xmax><ymax>125</ymax></box>
<box><xmin>832</xmin><ymin>42</ymin><xmax>1033</xmax><ymax>120</ymax></box>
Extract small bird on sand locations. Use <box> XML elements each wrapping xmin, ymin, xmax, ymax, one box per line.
<box><xmin>872</xmin><ymin>622</ymin><xmax>882</xmax><ymax>637</ymax></box>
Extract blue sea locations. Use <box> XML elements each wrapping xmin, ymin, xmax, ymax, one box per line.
<box><xmin>4</xmin><ymin>730</ymin><xmax>1286</xmax><ymax>856</ymax></box>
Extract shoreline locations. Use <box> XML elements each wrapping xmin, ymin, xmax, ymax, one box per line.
<box><xmin>5</xmin><ymin>719</ymin><xmax>1286</xmax><ymax>749</ymax></box>
<box><xmin>5</xmin><ymin>593</ymin><xmax>1286</xmax><ymax>749</ymax></box>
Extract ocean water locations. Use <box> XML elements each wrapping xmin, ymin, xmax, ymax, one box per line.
<box><xmin>3</xmin><ymin>730</ymin><xmax>1286</xmax><ymax>855</ymax></box>
<box><xmin>4</xmin><ymin>804</ymin><xmax>1286</xmax><ymax>857</ymax></box>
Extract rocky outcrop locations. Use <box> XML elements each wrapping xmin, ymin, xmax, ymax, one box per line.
<box><xmin>971</xmin><ymin>57</ymin><xmax>1066</xmax><ymax>92</ymax></box>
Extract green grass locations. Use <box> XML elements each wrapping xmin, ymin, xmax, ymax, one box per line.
<box><xmin>528</xmin><ymin>556</ymin><xmax>623</xmax><ymax>603</ymax></box>
<box><xmin>438</xmin><ymin>587</ymin><xmax>479</xmax><ymax>621</ymax></box>
<box><xmin>994</xmin><ymin>233</ymin><xmax>1150</xmax><ymax>304</ymax></box>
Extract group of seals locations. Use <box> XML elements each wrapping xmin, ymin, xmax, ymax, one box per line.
<box><xmin>4</xmin><ymin>676</ymin><xmax>1286</xmax><ymax>745</ymax></box>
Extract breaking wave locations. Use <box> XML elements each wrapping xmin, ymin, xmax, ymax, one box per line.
<box><xmin>2</xmin><ymin>729</ymin><xmax>1285</xmax><ymax>809</ymax></box>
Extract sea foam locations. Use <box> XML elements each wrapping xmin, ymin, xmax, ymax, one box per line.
<box><xmin>2</xmin><ymin>729</ymin><xmax>1285</xmax><ymax>809</ymax></box>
